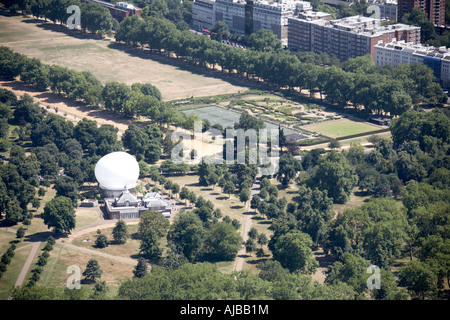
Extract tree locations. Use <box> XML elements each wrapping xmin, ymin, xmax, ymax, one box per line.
<box><xmin>54</xmin><ymin>176</ymin><xmax>79</xmax><ymax>207</ymax></box>
<box><xmin>325</xmin><ymin>252</ymin><xmax>371</xmax><ymax>297</ymax></box>
<box><xmin>277</xmin><ymin>153</ymin><xmax>302</xmax><ymax>187</ymax></box>
<box><xmin>20</xmin><ymin>57</ymin><xmax>50</xmax><ymax>91</ymax></box>
<box><xmin>4</xmin><ymin>198</ymin><xmax>23</xmax><ymax>225</ymax></box>
<box><xmin>295</xmin><ymin>186</ymin><xmax>334</xmax><ymax>246</ymax></box>
<box><xmin>210</xmin><ymin>21</ymin><xmax>230</xmax><ymax>42</ymax></box>
<box><xmin>326</xmin><ymin>197</ymin><xmax>409</xmax><ymax>266</ymax></box>
<box><xmin>238</xmin><ymin>188</ymin><xmax>251</xmax><ymax>207</ymax></box>
<box><xmin>223</xmin><ymin>180</ymin><xmax>235</xmax><ymax>199</ymax></box>
<box><xmin>138</xmin><ymin>210</ymin><xmax>170</xmax><ymax>239</ymax></box>
<box><xmin>133</xmin><ymin>257</ymin><xmax>148</xmax><ymax>278</ymax></box>
<box><xmin>371</xmin><ymin>268</ymin><xmax>409</xmax><ymax>300</ymax></box>
<box><xmin>138</xmin><ymin>210</ymin><xmax>169</xmax><ymax>260</ymax></box>
<box><xmin>42</xmin><ymin>196</ymin><xmax>76</xmax><ymax>234</ymax></box>
<box><xmin>390</xmin><ymin>109</ymin><xmax>449</xmax><ymax>154</ymax></box>
<box><xmin>171</xmin><ymin>183</ymin><xmax>180</xmax><ymax>197</ymax></box>
<box><xmin>179</xmin><ymin>186</ymin><xmax>190</xmax><ymax>205</ymax></box>
<box><xmin>248</xmin><ymin>227</ymin><xmax>258</xmax><ymax>240</ymax></box>
<box><xmin>91</xmin><ymin>281</ymin><xmax>109</xmax><ymax>299</ymax></box>
<box><xmin>16</xmin><ymin>226</ymin><xmax>25</xmax><ymax>239</ymax></box>
<box><xmin>167</xmin><ymin>212</ymin><xmax>206</xmax><ymax>262</ymax></box>
<box><xmin>309</xmin><ymin>151</ymin><xmax>358</xmax><ymax>204</ymax></box>
<box><xmin>204</xmin><ymin>222</ymin><xmax>242</xmax><ymax>261</ymax></box>
<box><xmin>140</xmin><ymin>228</ymin><xmax>163</xmax><ymax>260</ymax></box>
<box><xmin>250</xmin><ymin>194</ymin><xmax>261</xmax><ymax>213</ymax></box>
<box><xmin>328</xmin><ymin>139</ymin><xmax>341</xmax><ymax>149</ymax></box>
<box><xmin>101</xmin><ymin>81</ymin><xmax>132</xmax><ymax>114</ymax></box>
<box><xmin>272</xmin><ymin>231</ymin><xmax>318</xmax><ymax>273</ymax></box>
<box><xmin>248</xmin><ymin>29</ymin><xmax>282</xmax><ymax>52</ymax></box>
<box><xmin>257</xmin><ymin>233</ymin><xmax>268</xmax><ymax>249</ymax></box>
<box><xmin>80</xmin><ymin>2</ymin><xmax>114</xmax><ymax>36</ymax></box>
<box><xmin>235</xmin><ymin>110</ymin><xmax>265</xmax><ymax>131</ymax></box>
<box><xmin>402</xmin><ymin>7</ymin><xmax>436</xmax><ymax>43</ymax></box>
<box><xmin>95</xmin><ymin>231</ymin><xmax>110</xmax><ymax>248</ymax></box>
<box><xmin>0</xmin><ymin>46</ymin><xmax>24</xmax><ymax>80</ymax></box>
<box><xmin>112</xmin><ymin>219</ymin><xmax>129</xmax><ymax>244</ymax></box>
<box><xmin>245</xmin><ymin>238</ymin><xmax>257</xmax><ymax>256</ymax></box>
<box><xmin>83</xmin><ymin>259</ymin><xmax>103</xmax><ymax>283</ymax></box>
<box><xmin>399</xmin><ymin>260</ymin><xmax>438</xmax><ymax>299</ymax></box>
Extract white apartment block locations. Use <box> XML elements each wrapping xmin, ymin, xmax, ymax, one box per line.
<box><xmin>375</xmin><ymin>40</ymin><xmax>450</xmax><ymax>88</ymax></box>
<box><xmin>253</xmin><ymin>1</ymin><xmax>312</xmax><ymax>46</ymax></box>
<box><xmin>191</xmin><ymin>0</ymin><xmax>313</xmax><ymax>45</ymax></box>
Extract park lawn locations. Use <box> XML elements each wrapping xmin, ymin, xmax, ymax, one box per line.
<box><xmin>40</xmin><ymin>243</ymin><xmax>135</xmax><ymax>289</ymax></box>
<box><xmin>74</xmin><ymin>207</ymin><xmax>103</xmax><ymax>229</ymax></box>
<box><xmin>0</xmin><ymin>244</ymin><xmax>32</xmax><ymax>300</ymax></box>
<box><xmin>70</xmin><ymin>224</ymin><xmax>141</xmax><ymax>260</ymax></box>
<box><xmin>302</xmin><ymin>118</ymin><xmax>381</xmax><ymax>138</ymax></box>
<box><xmin>0</xmin><ymin>15</ymin><xmax>248</xmax><ymax>101</ymax></box>
<box><xmin>0</xmin><ymin>230</ymin><xmax>18</xmax><ymax>253</ymax></box>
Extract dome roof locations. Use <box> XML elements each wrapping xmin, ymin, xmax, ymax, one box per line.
<box><xmin>94</xmin><ymin>152</ymin><xmax>140</xmax><ymax>191</ymax></box>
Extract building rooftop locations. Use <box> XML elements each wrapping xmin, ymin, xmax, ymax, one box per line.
<box><xmin>298</xmin><ymin>10</ymin><xmax>332</xmax><ymax>19</ymax></box>
<box><xmin>375</xmin><ymin>40</ymin><xmax>450</xmax><ymax>59</ymax></box>
<box><xmin>290</xmin><ymin>14</ymin><xmax>420</xmax><ymax>37</ymax></box>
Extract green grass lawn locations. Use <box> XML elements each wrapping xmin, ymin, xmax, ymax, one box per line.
<box><xmin>0</xmin><ymin>244</ymin><xmax>32</xmax><ymax>300</ymax></box>
<box><xmin>39</xmin><ymin>243</ymin><xmax>135</xmax><ymax>289</ymax></box>
<box><xmin>70</xmin><ymin>224</ymin><xmax>141</xmax><ymax>260</ymax></box>
<box><xmin>74</xmin><ymin>207</ymin><xmax>103</xmax><ymax>229</ymax></box>
<box><xmin>302</xmin><ymin>118</ymin><xmax>381</xmax><ymax>138</ymax></box>
<box><xmin>0</xmin><ymin>230</ymin><xmax>18</xmax><ymax>253</ymax></box>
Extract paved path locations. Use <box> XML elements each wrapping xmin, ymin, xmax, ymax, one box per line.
<box><xmin>233</xmin><ymin>177</ymin><xmax>260</xmax><ymax>272</ymax></box>
<box><xmin>14</xmin><ymin>241</ymin><xmax>41</xmax><ymax>288</ymax></box>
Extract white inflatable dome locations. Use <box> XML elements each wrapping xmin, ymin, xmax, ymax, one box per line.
<box><xmin>95</xmin><ymin>151</ymin><xmax>140</xmax><ymax>191</ymax></box>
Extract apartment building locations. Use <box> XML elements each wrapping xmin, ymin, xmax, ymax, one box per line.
<box><xmin>192</xmin><ymin>0</ymin><xmax>313</xmax><ymax>45</ymax></box>
<box><xmin>288</xmin><ymin>14</ymin><xmax>421</xmax><ymax>61</ymax></box>
<box><xmin>375</xmin><ymin>40</ymin><xmax>450</xmax><ymax>88</ymax></box>
<box><xmin>213</xmin><ymin>0</ymin><xmax>247</xmax><ymax>34</ymax></box>
<box><xmin>252</xmin><ymin>0</ymin><xmax>312</xmax><ymax>45</ymax></box>
<box><xmin>397</xmin><ymin>0</ymin><xmax>445</xmax><ymax>26</ymax></box>
<box><xmin>192</xmin><ymin>0</ymin><xmax>216</xmax><ymax>30</ymax></box>
<box><xmin>368</xmin><ymin>0</ymin><xmax>398</xmax><ymax>21</ymax></box>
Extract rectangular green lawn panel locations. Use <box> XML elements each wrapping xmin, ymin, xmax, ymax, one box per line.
<box><xmin>301</xmin><ymin>118</ymin><xmax>380</xmax><ymax>138</ymax></box>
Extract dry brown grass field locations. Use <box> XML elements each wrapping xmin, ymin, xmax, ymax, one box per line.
<box><xmin>0</xmin><ymin>14</ymin><xmax>249</xmax><ymax>101</ymax></box>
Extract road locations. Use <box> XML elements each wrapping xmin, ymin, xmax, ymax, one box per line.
<box><xmin>233</xmin><ymin>177</ymin><xmax>260</xmax><ymax>272</ymax></box>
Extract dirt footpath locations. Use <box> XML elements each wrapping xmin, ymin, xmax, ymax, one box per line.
<box><xmin>1</xmin><ymin>80</ymin><xmax>131</xmax><ymax>136</ymax></box>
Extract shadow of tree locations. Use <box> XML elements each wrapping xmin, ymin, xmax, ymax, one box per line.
<box><xmin>24</xmin><ymin>230</ymin><xmax>57</xmax><ymax>242</ymax></box>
